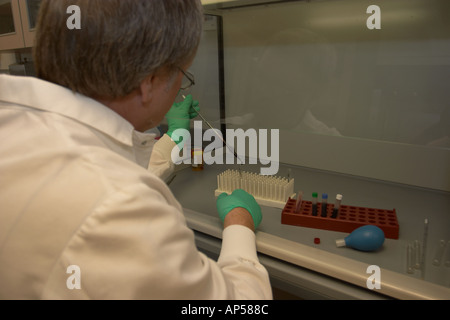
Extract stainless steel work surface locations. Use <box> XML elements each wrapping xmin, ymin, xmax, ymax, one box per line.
<box><xmin>169</xmin><ymin>163</ymin><xmax>450</xmax><ymax>299</ymax></box>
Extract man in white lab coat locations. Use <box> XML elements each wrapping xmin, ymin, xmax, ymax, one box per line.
<box><xmin>0</xmin><ymin>0</ymin><xmax>272</xmax><ymax>300</ymax></box>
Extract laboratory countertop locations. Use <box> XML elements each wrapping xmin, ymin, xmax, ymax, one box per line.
<box><xmin>169</xmin><ymin>163</ymin><xmax>450</xmax><ymax>300</ymax></box>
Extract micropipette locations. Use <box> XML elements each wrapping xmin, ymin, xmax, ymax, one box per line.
<box><xmin>432</xmin><ymin>240</ymin><xmax>446</xmax><ymax>266</ymax></box>
<box><xmin>407</xmin><ymin>243</ymin><xmax>414</xmax><ymax>274</ymax></box>
<box><xmin>421</xmin><ymin>219</ymin><xmax>428</xmax><ymax>280</ymax></box>
<box><xmin>444</xmin><ymin>240</ymin><xmax>450</xmax><ymax>267</ymax></box>
<box><xmin>181</xmin><ymin>95</ymin><xmax>244</xmax><ymax>165</ymax></box>
<box><xmin>414</xmin><ymin>240</ymin><xmax>421</xmax><ymax>269</ymax></box>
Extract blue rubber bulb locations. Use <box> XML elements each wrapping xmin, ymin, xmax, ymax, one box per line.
<box><xmin>336</xmin><ymin>225</ymin><xmax>385</xmax><ymax>252</ymax></box>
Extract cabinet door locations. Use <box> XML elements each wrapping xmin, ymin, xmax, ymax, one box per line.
<box><xmin>0</xmin><ymin>0</ymin><xmax>25</xmax><ymax>50</ymax></box>
<box><xmin>19</xmin><ymin>0</ymin><xmax>41</xmax><ymax>47</ymax></box>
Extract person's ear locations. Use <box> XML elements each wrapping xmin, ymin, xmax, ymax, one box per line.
<box><xmin>139</xmin><ymin>75</ymin><xmax>154</xmax><ymax>105</ymax></box>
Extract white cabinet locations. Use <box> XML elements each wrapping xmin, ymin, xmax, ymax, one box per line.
<box><xmin>0</xmin><ymin>0</ymin><xmax>23</xmax><ymax>50</ymax></box>
<box><xmin>20</xmin><ymin>0</ymin><xmax>40</xmax><ymax>48</ymax></box>
<box><xmin>0</xmin><ymin>0</ymin><xmax>40</xmax><ymax>50</ymax></box>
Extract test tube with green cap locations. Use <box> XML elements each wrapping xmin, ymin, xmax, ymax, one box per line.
<box><xmin>312</xmin><ymin>192</ymin><xmax>318</xmax><ymax>216</ymax></box>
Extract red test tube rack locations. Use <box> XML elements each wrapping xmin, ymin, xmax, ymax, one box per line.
<box><xmin>281</xmin><ymin>198</ymin><xmax>399</xmax><ymax>239</ymax></box>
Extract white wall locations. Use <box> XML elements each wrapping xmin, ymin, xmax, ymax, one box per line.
<box><xmin>0</xmin><ymin>52</ymin><xmax>16</xmax><ymax>73</ymax></box>
<box><xmin>219</xmin><ymin>0</ymin><xmax>450</xmax><ymax>191</ymax></box>
<box><xmin>189</xmin><ymin>15</ymin><xmax>223</xmax><ymax>126</ymax></box>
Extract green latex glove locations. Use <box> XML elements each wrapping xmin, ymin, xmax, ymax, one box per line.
<box><xmin>166</xmin><ymin>94</ymin><xmax>200</xmax><ymax>141</ymax></box>
<box><xmin>217</xmin><ymin>189</ymin><xmax>263</xmax><ymax>229</ymax></box>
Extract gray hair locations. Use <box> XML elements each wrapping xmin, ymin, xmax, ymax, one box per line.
<box><xmin>33</xmin><ymin>0</ymin><xmax>203</xmax><ymax>99</ymax></box>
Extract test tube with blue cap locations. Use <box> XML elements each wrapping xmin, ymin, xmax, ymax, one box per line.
<box><xmin>321</xmin><ymin>193</ymin><xmax>328</xmax><ymax>217</ymax></box>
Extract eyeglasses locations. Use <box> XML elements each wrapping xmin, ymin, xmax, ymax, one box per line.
<box><xmin>179</xmin><ymin>68</ymin><xmax>195</xmax><ymax>91</ymax></box>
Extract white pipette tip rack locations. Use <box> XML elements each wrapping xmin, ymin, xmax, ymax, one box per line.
<box><xmin>215</xmin><ymin>169</ymin><xmax>296</xmax><ymax>209</ymax></box>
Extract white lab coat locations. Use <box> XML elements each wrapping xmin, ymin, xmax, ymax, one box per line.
<box><xmin>0</xmin><ymin>75</ymin><xmax>272</xmax><ymax>300</ymax></box>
